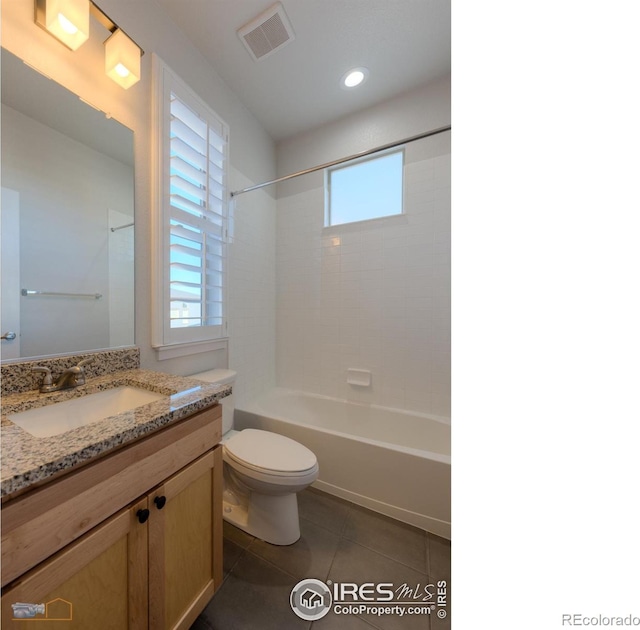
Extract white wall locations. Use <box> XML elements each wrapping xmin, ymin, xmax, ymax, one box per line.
<box><xmin>275</xmin><ymin>79</ymin><xmax>451</xmax><ymax>417</ymax></box>
<box><xmin>1</xmin><ymin>0</ymin><xmax>277</xmax><ymax>384</ymax></box>
<box><xmin>2</xmin><ymin>104</ymin><xmax>133</xmax><ymax>357</ymax></box>
<box><xmin>277</xmin><ymin>77</ymin><xmax>451</xmax><ymax>185</ymax></box>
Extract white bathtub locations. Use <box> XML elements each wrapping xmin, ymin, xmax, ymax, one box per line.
<box><xmin>235</xmin><ymin>388</ymin><xmax>451</xmax><ymax>539</ymax></box>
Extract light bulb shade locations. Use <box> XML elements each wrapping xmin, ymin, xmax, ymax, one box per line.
<box><xmin>105</xmin><ymin>29</ymin><xmax>141</xmax><ymax>89</ymax></box>
<box><xmin>36</xmin><ymin>0</ymin><xmax>90</xmax><ymax>50</ymax></box>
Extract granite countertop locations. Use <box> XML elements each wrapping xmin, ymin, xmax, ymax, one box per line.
<box><xmin>1</xmin><ymin>369</ymin><xmax>230</xmax><ymax>499</ymax></box>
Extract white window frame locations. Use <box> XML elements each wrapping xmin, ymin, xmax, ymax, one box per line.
<box><xmin>151</xmin><ymin>54</ymin><xmax>229</xmax><ymax>359</ymax></box>
<box><xmin>325</xmin><ymin>148</ymin><xmax>405</xmax><ymax>228</ymax></box>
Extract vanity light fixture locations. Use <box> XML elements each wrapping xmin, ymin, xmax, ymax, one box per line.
<box><xmin>104</xmin><ymin>29</ymin><xmax>141</xmax><ymax>89</ymax></box>
<box><xmin>34</xmin><ymin>0</ymin><xmax>143</xmax><ymax>89</ymax></box>
<box><xmin>35</xmin><ymin>0</ymin><xmax>90</xmax><ymax>51</ymax></box>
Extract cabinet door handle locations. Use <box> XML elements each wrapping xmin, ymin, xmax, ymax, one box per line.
<box><xmin>154</xmin><ymin>496</ymin><xmax>167</xmax><ymax>510</ymax></box>
<box><xmin>136</xmin><ymin>508</ymin><xmax>150</xmax><ymax>524</ymax></box>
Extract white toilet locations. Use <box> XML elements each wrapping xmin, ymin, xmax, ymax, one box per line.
<box><xmin>190</xmin><ymin>369</ymin><xmax>319</xmax><ymax>545</ymax></box>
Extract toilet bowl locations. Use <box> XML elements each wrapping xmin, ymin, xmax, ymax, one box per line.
<box><xmin>189</xmin><ymin>369</ymin><xmax>318</xmax><ymax>545</ymax></box>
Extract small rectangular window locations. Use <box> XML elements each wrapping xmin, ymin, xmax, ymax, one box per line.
<box><xmin>326</xmin><ymin>150</ymin><xmax>404</xmax><ymax>227</ymax></box>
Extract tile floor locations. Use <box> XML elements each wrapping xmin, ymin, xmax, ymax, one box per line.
<box><xmin>191</xmin><ymin>488</ymin><xmax>451</xmax><ymax>630</ymax></box>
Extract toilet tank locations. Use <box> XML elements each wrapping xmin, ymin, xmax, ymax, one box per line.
<box><xmin>189</xmin><ymin>369</ymin><xmax>236</xmax><ymax>434</ymax></box>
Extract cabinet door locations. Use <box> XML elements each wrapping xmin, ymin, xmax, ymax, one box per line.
<box><xmin>148</xmin><ymin>447</ymin><xmax>223</xmax><ymax>630</ymax></box>
<box><xmin>0</xmin><ymin>497</ymin><xmax>148</xmax><ymax>629</ymax></box>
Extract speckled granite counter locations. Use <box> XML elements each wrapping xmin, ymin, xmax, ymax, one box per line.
<box><xmin>1</xmin><ymin>369</ymin><xmax>230</xmax><ymax>499</ymax></box>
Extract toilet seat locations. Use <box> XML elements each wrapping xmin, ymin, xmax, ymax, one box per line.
<box><xmin>224</xmin><ymin>429</ymin><xmax>318</xmax><ymax>481</ymax></box>
<box><xmin>225</xmin><ymin>455</ymin><xmax>319</xmax><ymax>488</ymax></box>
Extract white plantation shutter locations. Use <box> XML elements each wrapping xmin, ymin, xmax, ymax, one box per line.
<box><xmin>153</xmin><ymin>56</ymin><xmax>229</xmax><ymax>354</ymax></box>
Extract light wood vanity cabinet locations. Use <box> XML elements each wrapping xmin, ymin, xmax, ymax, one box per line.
<box><xmin>148</xmin><ymin>448</ymin><xmax>223</xmax><ymax>629</ymax></box>
<box><xmin>1</xmin><ymin>496</ymin><xmax>149</xmax><ymax>628</ymax></box>
<box><xmin>1</xmin><ymin>404</ymin><xmax>223</xmax><ymax>629</ymax></box>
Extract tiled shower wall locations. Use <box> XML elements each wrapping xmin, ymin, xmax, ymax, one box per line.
<box><xmin>276</xmin><ymin>133</ymin><xmax>450</xmax><ymax>418</ymax></box>
<box><xmin>227</xmin><ymin>169</ymin><xmax>277</xmax><ymax>408</ymax></box>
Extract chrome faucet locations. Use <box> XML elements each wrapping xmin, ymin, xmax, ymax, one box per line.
<box><xmin>31</xmin><ymin>357</ymin><xmax>95</xmax><ymax>393</ymax></box>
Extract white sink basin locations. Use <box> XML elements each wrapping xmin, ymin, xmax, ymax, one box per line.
<box><xmin>9</xmin><ymin>386</ymin><xmax>166</xmax><ymax>438</ymax></box>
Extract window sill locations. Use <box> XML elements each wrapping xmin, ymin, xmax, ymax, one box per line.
<box><xmin>153</xmin><ymin>338</ymin><xmax>228</xmax><ymax>361</ymax></box>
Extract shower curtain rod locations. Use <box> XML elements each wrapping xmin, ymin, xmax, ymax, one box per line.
<box><xmin>229</xmin><ymin>124</ymin><xmax>451</xmax><ymax>198</ymax></box>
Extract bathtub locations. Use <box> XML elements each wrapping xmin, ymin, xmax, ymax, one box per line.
<box><xmin>235</xmin><ymin>388</ymin><xmax>451</xmax><ymax>539</ymax></box>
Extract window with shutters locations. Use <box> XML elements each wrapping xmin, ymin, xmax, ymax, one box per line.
<box><xmin>152</xmin><ymin>56</ymin><xmax>229</xmax><ymax>358</ymax></box>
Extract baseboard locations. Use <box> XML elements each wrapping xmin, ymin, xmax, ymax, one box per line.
<box><xmin>311</xmin><ymin>480</ymin><xmax>451</xmax><ymax>540</ymax></box>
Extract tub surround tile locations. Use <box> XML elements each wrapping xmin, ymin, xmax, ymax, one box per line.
<box><xmin>276</xmin><ymin>151</ymin><xmax>451</xmax><ymax>418</ymax></box>
<box><xmin>0</xmin><ymin>346</ymin><xmax>140</xmax><ymax>396</ymax></box>
<box><xmin>1</xmin><ymin>367</ymin><xmax>231</xmax><ymax>499</ymax></box>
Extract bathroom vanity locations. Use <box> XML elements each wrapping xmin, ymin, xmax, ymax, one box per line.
<box><xmin>0</xmin><ymin>358</ymin><xmax>229</xmax><ymax>629</ymax></box>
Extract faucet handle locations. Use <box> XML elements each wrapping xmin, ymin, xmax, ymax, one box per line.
<box><xmin>77</xmin><ymin>357</ymin><xmax>95</xmax><ymax>370</ymax></box>
<box><xmin>31</xmin><ymin>366</ymin><xmax>53</xmax><ymax>386</ymax></box>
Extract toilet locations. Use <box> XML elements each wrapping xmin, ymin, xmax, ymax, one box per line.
<box><xmin>190</xmin><ymin>369</ymin><xmax>319</xmax><ymax>545</ymax></box>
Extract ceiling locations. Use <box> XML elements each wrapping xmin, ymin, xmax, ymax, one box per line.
<box><xmin>154</xmin><ymin>0</ymin><xmax>451</xmax><ymax>142</ymax></box>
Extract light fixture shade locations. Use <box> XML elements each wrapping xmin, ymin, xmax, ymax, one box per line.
<box><xmin>37</xmin><ymin>0</ymin><xmax>90</xmax><ymax>50</ymax></box>
<box><xmin>105</xmin><ymin>29</ymin><xmax>141</xmax><ymax>89</ymax></box>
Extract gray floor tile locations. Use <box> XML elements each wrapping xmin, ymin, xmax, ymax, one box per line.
<box><xmin>248</xmin><ymin>516</ymin><xmax>342</xmax><ymax>581</ymax></box>
<box><xmin>342</xmin><ymin>505</ymin><xmax>427</xmax><ymax>573</ymax></box>
<box><xmin>189</xmin><ymin>616</ymin><xmax>213</xmax><ymax>630</ymax></box>
<box><xmin>223</xmin><ymin>537</ymin><xmax>246</xmax><ymax>578</ymax></box>
<box><xmin>426</xmin><ymin>536</ymin><xmax>451</xmax><ymax>630</ymax></box>
<box><xmin>223</xmin><ymin>520</ymin><xmax>255</xmax><ymax>548</ymax></box>
<box><xmin>430</xmin><ymin>610</ymin><xmax>450</xmax><ymax>630</ymax></box>
<box><xmin>311</xmin><ymin>612</ymin><xmax>383</xmax><ymax>629</ymax></box>
<box><xmin>298</xmin><ymin>488</ymin><xmax>352</xmax><ymax>535</ymax></box>
<box><xmin>200</xmin><ymin>551</ymin><xmax>311</xmax><ymax>630</ymax></box>
<box><xmin>195</xmin><ymin>494</ymin><xmax>445</xmax><ymax>630</ymax></box>
<box><xmin>426</xmin><ymin>534</ymin><xmax>450</xmax><ymax>581</ymax></box>
<box><xmin>328</xmin><ymin>540</ymin><xmax>432</xmax><ymax>630</ymax></box>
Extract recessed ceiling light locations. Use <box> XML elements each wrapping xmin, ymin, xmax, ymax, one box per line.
<box><xmin>341</xmin><ymin>67</ymin><xmax>369</xmax><ymax>89</ymax></box>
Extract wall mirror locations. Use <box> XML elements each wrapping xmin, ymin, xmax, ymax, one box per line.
<box><xmin>1</xmin><ymin>47</ymin><xmax>135</xmax><ymax>362</ymax></box>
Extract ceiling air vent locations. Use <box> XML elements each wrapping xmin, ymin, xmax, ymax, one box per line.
<box><xmin>237</xmin><ymin>2</ymin><xmax>295</xmax><ymax>62</ymax></box>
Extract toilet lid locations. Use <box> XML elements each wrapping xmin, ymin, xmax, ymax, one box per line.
<box><xmin>224</xmin><ymin>429</ymin><xmax>317</xmax><ymax>473</ymax></box>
